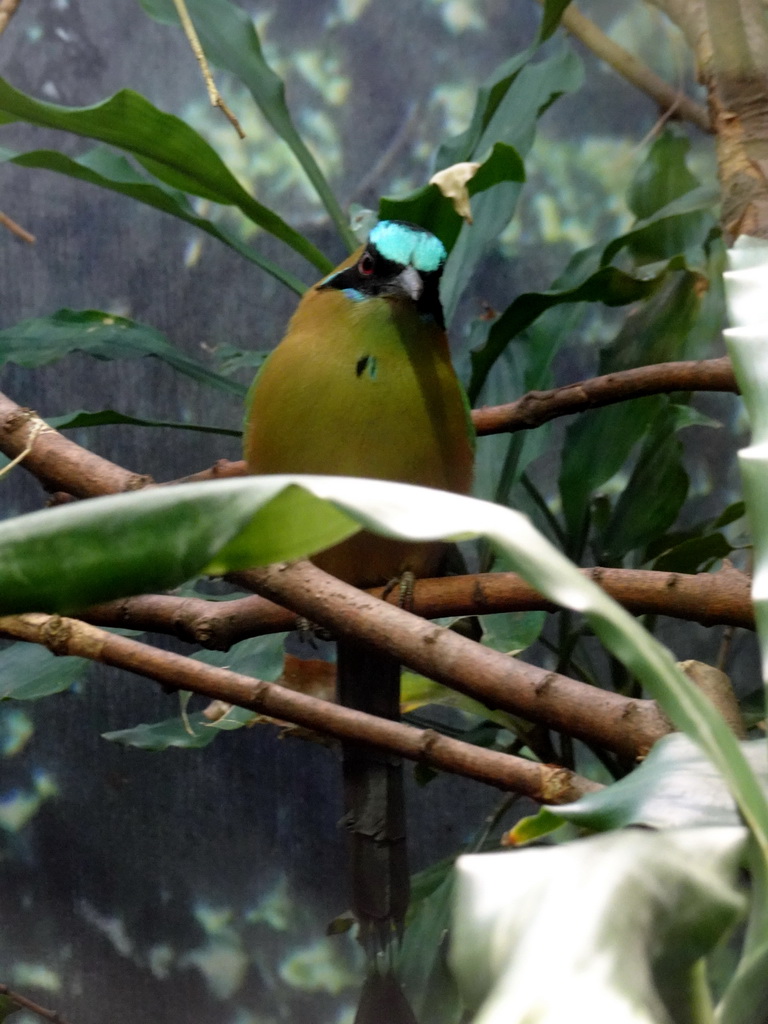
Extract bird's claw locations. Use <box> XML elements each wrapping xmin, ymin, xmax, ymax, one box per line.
<box><xmin>381</xmin><ymin>570</ymin><xmax>416</xmax><ymax>610</ymax></box>
<box><xmin>295</xmin><ymin>616</ymin><xmax>334</xmax><ymax>644</ymax></box>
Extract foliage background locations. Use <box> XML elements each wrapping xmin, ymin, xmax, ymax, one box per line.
<box><xmin>0</xmin><ymin>1</ymin><xmax>757</xmax><ymax>1022</ymax></box>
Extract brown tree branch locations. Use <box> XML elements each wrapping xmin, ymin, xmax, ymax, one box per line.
<box><xmin>233</xmin><ymin>561</ymin><xmax>672</xmax><ymax>759</ymax></box>
<box><xmin>166</xmin><ymin>458</ymin><xmax>248</xmax><ymax>485</ymax></box>
<box><xmin>175</xmin><ymin>356</ymin><xmax>741</xmax><ymax>484</ymax></box>
<box><xmin>0</xmin><ymin>394</ymin><xmax>151</xmax><ymax>496</ymax></box>
<box><xmin>0</xmin><ymin>360</ymin><xmax>740</xmax><ymax>496</ymax></box>
<box><xmin>679</xmin><ymin>659</ymin><xmax>747</xmax><ymax>737</ymax></box>
<box><xmin>472</xmin><ymin>356</ymin><xmax>738</xmax><ymax>434</ymax></box>
<box><xmin>0</xmin><ymin>339</ymin><xmax>741</xmax><ymax>817</ymax></box>
<box><xmin>82</xmin><ymin>563</ymin><xmax>754</xmax><ymax>647</ymax></box>
<box><xmin>1</xmin><ymin>363</ymin><xmax>751</xmax><ymax>700</ymax></box>
<box><xmin>63</xmin><ymin>559</ymin><xmax>675</xmax><ymax>759</ymax></box>
<box><xmin>0</xmin><ymin>613</ymin><xmax>601</xmax><ymax>804</ymax></box>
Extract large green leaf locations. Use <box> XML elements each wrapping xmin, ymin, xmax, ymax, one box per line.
<box><xmin>103</xmin><ymin>632</ymin><xmax>286</xmax><ymax>749</ymax></box>
<box><xmin>1</xmin><ymin>474</ymin><xmax>768</xmax><ymax>852</ymax></box>
<box><xmin>103</xmin><ymin>704</ymin><xmax>257</xmax><ymax>750</ymax></box>
<box><xmin>600</xmin><ymin>270</ymin><xmax>709</xmax><ymax>372</ymax></box>
<box><xmin>139</xmin><ymin>0</ymin><xmax>355</xmax><ymax>250</ymax></box>
<box><xmin>626</xmin><ymin>130</ymin><xmax>712</xmax><ymax>263</ymax></box>
<box><xmin>480</xmin><ymin>610</ymin><xmax>546</xmax><ymax>658</ymax></box>
<box><xmin>602</xmin><ymin>186</ymin><xmax>719</xmax><ymax>265</ymax></box>
<box><xmin>719</xmin><ymin>237</ymin><xmax>768</xmax><ymax>1024</ymax></box>
<box><xmin>192</xmin><ymin>631</ymin><xmax>285</xmax><ymax>678</ymax></box>
<box><xmin>468</xmin><ymin>256</ymin><xmax>683</xmax><ymax>404</ymax></box>
<box><xmin>0</xmin><ymin>481</ymin><xmax>357</xmax><ymax>614</ymax></box>
<box><xmin>435</xmin><ymin>43</ymin><xmax>541</xmax><ymax>171</ymax></box>
<box><xmin>50</xmin><ymin>409</ymin><xmax>240</xmax><ymax>438</ymax></box>
<box><xmin>0</xmin><ymin>145</ymin><xmax>307</xmax><ymax>293</ymax></box>
<box><xmin>719</xmin><ymin>947</ymin><xmax>768</xmax><ymax>1024</ymax></box>
<box><xmin>0</xmin><ymin>641</ymin><xmax>87</xmax><ymax>700</ymax></box>
<box><xmin>0</xmin><ymin>75</ymin><xmax>331</xmax><ymax>274</ymax></box>
<box><xmin>441</xmin><ymin>45</ymin><xmax>584</xmax><ymax>322</ymax></box>
<box><xmin>538</xmin><ymin>0</ymin><xmax>573</xmax><ymax>41</ymax></box>
<box><xmin>558</xmin><ymin>396</ymin><xmax>659</xmax><ymax>549</ymax></box>
<box><xmin>450</xmin><ymin>828</ymin><xmax>745</xmax><ymax>1024</ymax></box>
<box><xmin>717</xmin><ymin>852</ymin><xmax>768</xmax><ymax>1024</ymax></box>
<box><xmin>398</xmin><ymin>869</ymin><xmax>462</xmax><ymax>1024</ymax></box>
<box><xmin>593</xmin><ymin>135</ymin><xmax>719</xmax><ymax>374</ymax></box>
<box><xmin>541</xmin><ymin>734</ymin><xmax>766</xmax><ymax>834</ymax></box>
<box><xmin>651</xmin><ymin>531</ymin><xmax>735</xmax><ymax>574</ymax></box>
<box><xmin>468</xmin><ymin>185</ymin><xmax>718</xmax><ymax>401</ymax></box>
<box><xmin>599</xmin><ymin>402</ymin><xmax>694</xmax><ymax>565</ymax></box>
<box><xmin>379</xmin><ymin>142</ymin><xmax>525</xmax><ymax>254</ymax></box>
<box><xmin>725</xmin><ymin>239</ymin><xmax>768</xmax><ymax>679</ymax></box>
<box><xmin>0</xmin><ymin>309</ymin><xmax>247</xmax><ymax>397</ymax></box>
<box><xmin>648</xmin><ymin>501</ymin><xmax>745</xmax><ymax>569</ymax></box>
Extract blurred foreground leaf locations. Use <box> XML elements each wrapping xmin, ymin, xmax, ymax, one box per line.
<box><xmin>451</xmin><ymin>828</ymin><xmax>745</xmax><ymax>1024</ymax></box>
<box><xmin>0</xmin><ymin>474</ymin><xmax>766</xmax><ymax>853</ymax></box>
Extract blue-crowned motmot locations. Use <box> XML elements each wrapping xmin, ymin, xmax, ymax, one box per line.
<box><xmin>244</xmin><ymin>220</ymin><xmax>474</xmax><ymax>1016</ymax></box>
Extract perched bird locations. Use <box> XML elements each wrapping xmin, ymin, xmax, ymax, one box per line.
<box><xmin>244</xmin><ymin>220</ymin><xmax>474</xmax><ymax>1017</ymax></box>
<box><xmin>244</xmin><ymin>219</ymin><xmax>474</xmax><ymax>585</ymax></box>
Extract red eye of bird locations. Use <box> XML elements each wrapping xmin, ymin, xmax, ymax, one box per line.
<box><xmin>357</xmin><ymin>252</ymin><xmax>375</xmax><ymax>276</ymax></box>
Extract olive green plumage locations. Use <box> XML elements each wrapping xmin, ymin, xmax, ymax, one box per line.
<box><xmin>244</xmin><ymin>219</ymin><xmax>474</xmax><ymax>586</ymax></box>
<box><xmin>243</xmin><ymin>221</ymin><xmax>473</xmax><ymax>1016</ymax></box>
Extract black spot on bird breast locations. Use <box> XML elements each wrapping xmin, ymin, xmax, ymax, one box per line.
<box><xmin>356</xmin><ymin>355</ymin><xmax>378</xmax><ymax>380</ymax></box>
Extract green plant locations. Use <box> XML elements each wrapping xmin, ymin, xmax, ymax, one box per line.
<box><xmin>0</xmin><ymin>1</ymin><xmax>766</xmax><ymax>1022</ymax></box>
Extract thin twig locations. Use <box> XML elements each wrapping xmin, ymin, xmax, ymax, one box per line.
<box><xmin>0</xmin><ymin>417</ymin><xmax>49</xmax><ymax>478</ymax></box>
<box><xmin>0</xmin><ymin>210</ymin><xmax>35</xmax><ymax>243</ymax></box>
<box><xmin>716</xmin><ymin>624</ymin><xmax>736</xmax><ymax>672</ymax></box>
<box><xmin>171</xmin><ymin>0</ymin><xmax>245</xmax><ymax>139</ymax></box>
<box><xmin>0</xmin><ymin>982</ymin><xmax>74</xmax><ymax>1024</ymax></box>
<box><xmin>347</xmin><ymin>102</ymin><xmax>421</xmax><ymax>204</ymax></box>
<box><xmin>471</xmin><ymin>793</ymin><xmax>520</xmax><ymax>852</ymax></box>
<box><xmin>536</xmin><ymin>0</ymin><xmax>711</xmax><ymax>132</ymax></box>
<box><xmin>634</xmin><ymin>90</ymin><xmax>683</xmax><ymax>151</ymax></box>
<box><xmin>0</xmin><ymin>0</ymin><xmax>22</xmax><ymax>37</ymax></box>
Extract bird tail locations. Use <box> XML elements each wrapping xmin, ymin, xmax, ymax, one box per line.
<box><xmin>337</xmin><ymin>639</ymin><xmax>417</xmax><ymax>1022</ymax></box>
<box><xmin>336</xmin><ymin>638</ymin><xmax>410</xmax><ymax>950</ymax></box>
<box><xmin>353</xmin><ymin>968</ymin><xmax>419</xmax><ymax>1024</ymax></box>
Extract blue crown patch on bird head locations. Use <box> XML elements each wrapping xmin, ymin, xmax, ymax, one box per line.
<box><xmin>318</xmin><ymin>219</ymin><xmax>447</xmax><ymax>327</ymax></box>
<box><xmin>369</xmin><ymin>221</ymin><xmax>446</xmax><ymax>273</ymax></box>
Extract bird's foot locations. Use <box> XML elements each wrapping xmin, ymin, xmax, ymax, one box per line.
<box><xmin>296</xmin><ymin>616</ymin><xmax>334</xmax><ymax>644</ymax></box>
<box><xmin>381</xmin><ymin>570</ymin><xmax>416</xmax><ymax>610</ymax></box>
